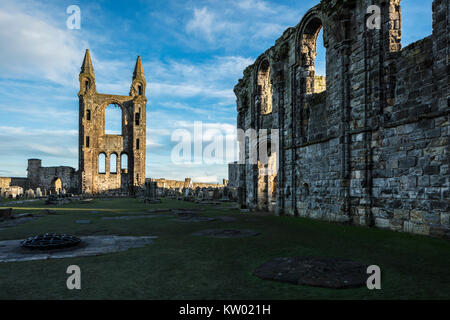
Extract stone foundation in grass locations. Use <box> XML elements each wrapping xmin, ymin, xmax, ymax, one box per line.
<box><xmin>192</xmin><ymin>229</ymin><xmax>260</xmax><ymax>238</ymax></box>
<box><xmin>253</xmin><ymin>256</ymin><xmax>370</xmax><ymax>289</ymax></box>
<box><xmin>0</xmin><ymin>235</ymin><xmax>158</xmax><ymax>263</ymax></box>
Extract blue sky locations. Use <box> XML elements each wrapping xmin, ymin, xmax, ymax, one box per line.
<box><xmin>0</xmin><ymin>0</ymin><xmax>433</xmax><ymax>183</ymax></box>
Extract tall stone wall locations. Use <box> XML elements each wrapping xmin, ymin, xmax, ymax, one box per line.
<box><xmin>27</xmin><ymin>159</ymin><xmax>41</xmax><ymax>188</ymax></box>
<box><xmin>37</xmin><ymin>166</ymin><xmax>78</xmax><ymax>193</ymax></box>
<box><xmin>78</xmin><ymin>50</ymin><xmax>147</xmax><ymax>194</ymax></box>
<box><xmin>10</xmin><ymin>178</ymin><xmax>28</xmax><ymax>189</ymax></box>
<box><xmin>24</xmin><ymin>159</ymin><xmax>79</xmax><ymax>194</ymax></box>
<box><xmin>228</xmin><ymin>161</ymin><xmax>240</xmax><ymax>188</ymax></box>
<box><xmin>234</xmin><ymin>0</ymin><xmax>449</xmax><ymax>238</ymax></box>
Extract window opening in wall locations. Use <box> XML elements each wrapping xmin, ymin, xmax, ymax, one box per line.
<box><xmin>98</xmin><ymin>153</ymin><xmax>106</xmax><ymax>174</ymax></box>
<box><xmin>110</xmin><ymin>154</ymin><xmax>117</xmax><ymax>173</ymax></box>
<box><xmin>121</xmin><ymin>154</ymin><xmax>128</xmax><ymax>171</ymax></box>
<box><xmin>257</xmin><ymin>60</ymin><xmax>273</xmax><ymax>115</ymax></box>
<box><xmin>105</xmin><ymin>104</ymin><xmax>122</xmax><ymax>135</ymax></box>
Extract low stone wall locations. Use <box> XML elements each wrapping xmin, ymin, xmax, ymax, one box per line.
<box><xmin>149</xmin><ymin>178</ymin><xmax>224</xmax><ymax>190</ymax></box>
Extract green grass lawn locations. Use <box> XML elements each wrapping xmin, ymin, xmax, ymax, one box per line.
<box><xmin>0</xmin><ymin>197</ymin><xmax>449</xmax><ymax>299</ymax></box>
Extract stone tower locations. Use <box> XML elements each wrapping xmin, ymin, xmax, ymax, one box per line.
<box><xmin>27</xmin><ymin>159</ymin><xmax>42</xmax><ymax>189</ymax></box>
<box><xmin>78</xmin><ymin>49</ymin><xmax>147</xmax><ymax>194</ymax></box>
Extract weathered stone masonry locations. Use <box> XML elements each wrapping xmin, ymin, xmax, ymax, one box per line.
<box><xmin>150</xmin><ymin>178</ymin><xmax>225</xmax><ymax>190</ymax></box>
<box><xmin>78</xmin><ymin>50</ymin><xmax>147</xmax><ymax>194</ymax></box>
<box><xmin>234</xmin><ymin>0</ymin><xmax>449</xmax><ymax>237</ymax></box>
<box><xmin>27</xmin><ymin>159</ymin><xmax>78</xmax><ymax>193</ymax></box>
<box><xmin>1</xmin><ymin>159</ymin><xmax>78</xmax><ymax>197</ymax></box>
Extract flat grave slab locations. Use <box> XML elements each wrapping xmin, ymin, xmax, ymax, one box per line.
<box><xmin>253</xmin><ymin>256</ymin><xmax>370</xmax><ymax>289</ymax></box>
<box><xmin>101</xmin><ymin>214</ymin><xmax>170</xmax><ymax>220</ymax></box>
<box><xmin>0</xmin><ymin>235</ymin><xmax>158</xmax><ymax>263</ymax></box>
<box><xmin>173</xmin><ymin>216</ymin><xmax>216</xmax><ymax>222</ymax></box>
<box><xmin>0</xmin><ymin>217</ymin><xmax>36</xmax><ymax>231</ymax></box>
<box><xmin>192</xmin><ymin>229</ymin><xmax>260</xmax><ymax>238</ymax></box>
<box><xmin>216</xmin><ymin>216</ymin><xmax>237</xmax><ymax>222</ymax></box>
<box><xmin>76</xmin><ymin>219</ymin><xmax>91</xmax><ymax>224</ymax></box>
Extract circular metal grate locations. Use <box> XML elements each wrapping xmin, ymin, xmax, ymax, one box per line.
<box><xmin>21</xmin><ymin>233</ymin><xmax>81</xmax><ymax>250</ymax></box>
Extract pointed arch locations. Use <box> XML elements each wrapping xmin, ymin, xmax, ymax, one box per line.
<box><xmin>257</xmin><ymin>59</ymin><xmax>273</xmax><ymax>115</ymax></box>
<box><xmin>297</xmin><ymin>12</ymin><xmax>326</xmax><ymax>94</ymax></box>
<box><xmin>51</xmin><ymin>177</ymin><xmax>62</xmax><ymax>195</ymax></box>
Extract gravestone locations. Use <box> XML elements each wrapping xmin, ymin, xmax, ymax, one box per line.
<box><xmin>25</xmin><ymin>189</ymin><xmax>35</xmax><ymax>199</ymax></box>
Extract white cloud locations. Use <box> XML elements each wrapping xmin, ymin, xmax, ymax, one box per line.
<box><xmin>146</xmin><ymin>138</ymin><xmax>163</xmax><ymax>148</ymax></box>
<box><xmin>28</xmin><ymin>144</ymin><xmax>78</xmax><ymax>158</ymax></box>
<box><xmin>0</xmin><ymin>2</ymin><xmax>87</xmax><ymax>85</ymax></box>
<box><xmin>0</xmin><ymin>126</ymin><xmax>77</xmax><ymax>137</ymax></box>
<box><xmin>186</xmin><ymin>7</ymin><xmax>240</xmax><ymax>42</ymax></box>
<box><xmin>0</xmin><ymin>0</ymin><xmax>248</xmax><ymax>182</ymax></box>
<box><xmin>0</xmin><ymin>104</ymin><xmax>77</xmax><ymax>122</ymax></box>
<box><xmin>192</xmin><ymin>175</ymin><xmax>219</xmax><ymax>183</ymax></box>
<box><xmin>236</xmin><ymin>0</ymin><xmax>274</xmax><ymax>13</ymax></box>
<box><xmin>158</xmin><ymin>102</ymin><xmax>211</xmax><ymax>115</ymax></box>
<box><xmin>144</xmin><ymin>56</ymin><xmax>253</xmax><ymax>103</ymax></box>
<box><xmin>186</xmin><ymin>7</ymin><xmax>215</xmax><ymax>41</ymax></box>
<box><xmin>0</xmin><ymin>127</ymin><xmax>80</xmax><ymax>172</ymax></box>
<box><xmin>149</xmin><ymin>82</ymin><xmax>233</xmax><ymax>100</ymax></box>
<box><xmin>183</xmin><ymin>0</ymin><xmax>309</xmax><ymax>50</ymax></box>
<box><xmin>252</xmin><ymin>23</ymin><xmax>286</xmax><ymax>40</ymax></box>
<box><xmin>146</xmin><ymin>128</ymin><xmax>172</xmax><ymax>136</ymax></box>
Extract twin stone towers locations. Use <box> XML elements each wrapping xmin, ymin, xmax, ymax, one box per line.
<box><xmin>78</xmin><ymin>49</ymin><xmax>147</xmax><ymax>194</ymax></box>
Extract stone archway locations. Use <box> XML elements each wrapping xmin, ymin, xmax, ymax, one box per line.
<box><xmin>257</xmin><ymin>139</ymin><xmax>278</xmax><ymax>212</ymax></box>
<box><xmin>105</xmin><ymin>103</ymin><xmax>123</xmax><ymax>135</ymax></box>
<box><xmin>51</xmin><ymin>177</ymin><xmax>62</xmax><ymax>195</ymax></box>
<box><xmin>257</xmin><ymin>59</ymin><xmax>273</xmax><ymax>115</ymax></box>
<box><xmin>298</xmin><ymin>15</ymin><xmax>326</xmax><ymax>95</ymax></box>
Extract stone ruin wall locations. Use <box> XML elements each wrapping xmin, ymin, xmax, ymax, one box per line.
<box><xmin>0</xmin><ymin>159</ymin><xmax>79</xmax><ymax>199</ymax></box>
<box><xmin>1</xmin><ymin>50</ymin><xmax>148</xmax><ymax>198</ymax></box>
<box><xmin>78</xmin><ymin>51</ymin><xmax>147</xmax><ymax>195</ymax></box>
<box><xmin>0</xmin><ymin>186</ymin><xmax>23</xmax><ymax>199</ymax></box>
<box><xmin>9</xmin><ymin>178</ymin><xmax>28</xmax><ymax>188</ymax></box>
<box><xmin>150</xmin><ymin>178</ymin><xmax>225</xmax><ymax>190</ymax></box>
<box><xmin>34</xmin><ymin>167</ymin><xmax>78</xmax><ymax>193</ymax></box>
<box><xmin>147</xmin><ymin>178</ymin><xmax>230</xmax><ymax>201</ymax></box>
<box><xmin>228</xmin><ymin>162</ymin><xmax>240</xmax><ymax>188</ymax></box>
<box><xmin>0</xmin><ymin>178</ymin><xmax>11</xmax><ymax>190</ymax></box>
<box><xmin>234</xmin><ymin>0</ymin><xmax>449</xmax><ymax>238</ymax></box>
<box><xmin>192</xmin><ymin>182</ymin><xmax>225</xmax><ymax>189</ymax></box>
<box><xmin>0</xmin><ymin>178</ymin><xmax>17</xmax><ymax>199</ymax></box>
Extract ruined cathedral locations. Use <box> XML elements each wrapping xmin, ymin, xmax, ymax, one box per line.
<box><xmin>0</xmin><ymin>50</ymin><xmax>147</xmax><ymax>196</ymax></box>
<box><xmin>78</xmin><ymin>49</ymin><xmax>147</xmax><ymax>194</ymax></box>
<box><xmin>231</xmin><ymin>0</ymin><xmax>449</xmax><ymax>237</ymax></box>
